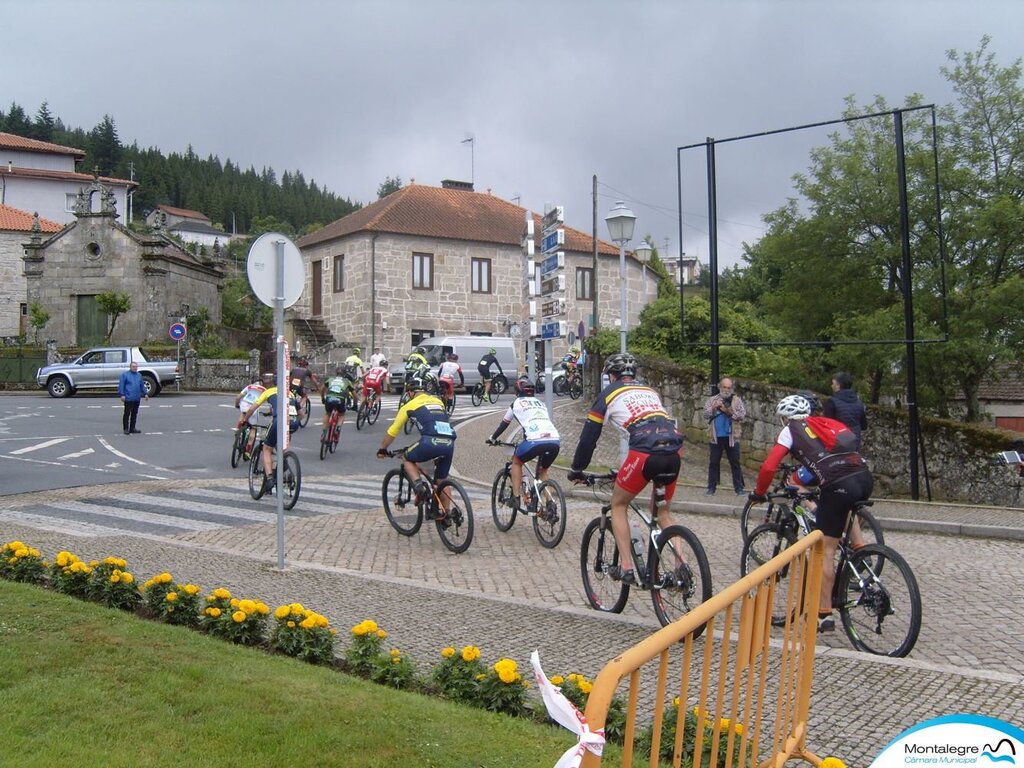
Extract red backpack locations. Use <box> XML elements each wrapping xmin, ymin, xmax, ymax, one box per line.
<box><xmin>804</xmin><ymin>416</ymin><xmax>858</xmax><ymax>453</ymax></box>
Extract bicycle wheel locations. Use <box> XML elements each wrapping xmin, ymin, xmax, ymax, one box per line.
<box><xmin>281</xmin><ymin>450</ymin><xmax>301</xmax><ymax>511</ymax></box>
<box><xmin>741</xmin><ymin>522</ymin><xmax>799</xmax><ymax>626</ymax></box>
<box><xmin>490</xmin><ymin>466</ymin><xmax>516</xmax><ymax>531</ymax></box>
<box><xmin>299</xmin><ymin>397</ymin><xmax>311</xmax><ymax>427</ymax></box>
<box><xmin>740</xmin><ymin>498</ymin><xmax>784</xmax><ymax>543</ymax></box>
<box><xmin>319</xmin><ymin>432</ymin><xmax>329</xmax><ymax>460</ymax></box>
<box><xmin>569</xmin><ymin>376</ymin><xmax>583</xmax><ymax>400</ymax></box>
<box><xmin>533</xmin><ymin>479</ymin><xmax>567</xmax><ymax>549</ymax></box>
<box><xmin>355</xmin><ymin>400</ymin><xmax>367</xmax><ymax>430</ymax></box>
<box><xmin>435</xmin><ymin>479</ymin><xmax>474</xmax><ymax>554</ymax></box>
<box><xmin>248</xmin><ymin>448</ymin><xmax>266</xmax><ymax>500</ymax></box>
<box><xmin>580</xmin><ymin>516</ymin><xmax>629</xmax><ymax>613</ymax></box>
<box><xmin>471</xmin><ymin>384</ymin><xmax>484</xmax><ymax>407</ymax></box>
<box><xmin>651</xmin><ymin>525</ymin><xmax>713</xmax><ymax>632</ymax></box>
<box><xmin>382</xmin><ymin>467</ymin><xmax>422</xmax><ymax>536</ymax></box>
<box><xmin>493</xmin><ymin>374</ymin><xmax>508</xmax><ymax>395</ymax></box>
<box><xmin>553</xmin><ymin>376</ymin><xmax>568</xmax><ymax>396</ymax></box>
<box><xmin>231</xmin><ymin>428</ymin><xmax>245</xmax><ymax>468</ymax></box>
<box><xmin>330</xmin><ymin>423</ymin><xmax>339</xmax><ymax>453</ymax></box>
<box><xmin>445</xmin><ymin>393</ymin><xmax>456</xmax><ymax>416</ymax></box>
<box><xmin>837</xmin><ymin>544</ymin><xmax>921</xmax><ymax>658</ymax></box>
<box><xmin>368</xmin><ymin>395</ymin><xmax>381</xmax><ymax>425</ymax></box>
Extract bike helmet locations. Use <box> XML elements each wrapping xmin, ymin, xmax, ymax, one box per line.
<box><xmin>776</xmin><ymin>394</ymin><xmax>812</xmax><ymax>419</ymax></box>
<box><xmin>415</xmin><ymin>346</ymin><xmax>426</xmax><ymax>355</ymax></box>
<box><xmin>407</xmin><ymin>371</ymin><xmax>429</xmax><ymax>391</ymax></box>
<box><xmin>514</xmin><ymin>376</ymin><xmax>535</xmax><ymax>397</ymax></box>
<box><xmin>570</xmin><ymin>344</ymin><xmax>580</xmax><ymax>353</ymax></box>
<box><xmin>378</xmin><ymin>359</ymin><xmax>388</xmax><ymax>368</ymax></box>
<box><xmin>603</xmin><ymin>353</ymin><xmax>637</xmax><ymax>378</ymax></box>
<box><xmin>351</xmin><ymin>347</ymin><xmax>361</xmax><ymax>356</ymax></box>
<box><xmin>797</xmin><ymin>390</ymin><xmax>821</xmax><ymax>414</ymax></box>
<box><xmin>448</xmin><ymin>353</ymin><xmax>459</xmax><ymax>361</ymax></box>
<box><xmin>488</xmin><ymin>347</ymin><xmax>496</xmax><ymax>355</ymax></box>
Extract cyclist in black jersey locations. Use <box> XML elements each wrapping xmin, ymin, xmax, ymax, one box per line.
<box><xmin>477</xmin><ymin>347</ymin><xmax>503</xmax><ymax>400</ymax></box>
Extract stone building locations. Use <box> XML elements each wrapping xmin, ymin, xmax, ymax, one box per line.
<box><xmin>295</xmin><ymin>180</ymin><xmax>650</xmax><ymax>364</ymax></box>
<box><xmin>0</xmin><ymin>204</ymin><xmax>62</xmax><ymax>338</ymax></box>
<box><xmin>22</xmin><ymin>180</ymin><xmax>222</xmax><ymax>347</ymax></box>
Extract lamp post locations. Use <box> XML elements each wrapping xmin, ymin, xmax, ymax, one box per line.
<box><xmin>634</xmin><ymin>239</ymin><xmax>653</xmax><ymax>304</ymax></box>
<box><xmin>604</xmin><ymin>201</ymin><xmax>636</xmax><ymax>354</ymax></box>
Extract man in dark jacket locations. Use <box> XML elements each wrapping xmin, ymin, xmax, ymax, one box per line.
<box><xmin>823</xmin><ymin>371</ymin><xmax>867</xmax><ymax>450</ymax></box>
<box><xmin>117</xmin><ymin>361</ymin><xmax>149</xmax><ymax>434</ymax></box>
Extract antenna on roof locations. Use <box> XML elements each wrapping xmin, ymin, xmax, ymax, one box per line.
<box><xmin>460</xmin><ymin>135</ymin><xmax>474</xmax><ymax>186</ymax></box>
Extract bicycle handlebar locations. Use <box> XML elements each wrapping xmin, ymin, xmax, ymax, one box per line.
<box><xmin>574</xmin><ymin>471</ymin><xmax>617</xmax><ymax>487</ymax></box>
<box><xmin>379</xmin><ymin>447</ymin><xmax>411</xmax><ymax>458</ymax></box>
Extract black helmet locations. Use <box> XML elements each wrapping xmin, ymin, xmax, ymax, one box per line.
<box><xmin>514</xmin><ymin>376</ymin><xmax>535</xmax><ymax>397</ymax></box>
<box><xmin>604</xmin><ymin>353</ymin><xmax>637</xmax><ymax>378</ymax></box>
<box><xmin>797</xmin><ymin>390</ymin><xmax>821</xmax><ymax>414</ymax></box>
<box><xmin>407</xmin><ymin>371</ymin><xmax>429</xmax><ymax>391</ymax></box>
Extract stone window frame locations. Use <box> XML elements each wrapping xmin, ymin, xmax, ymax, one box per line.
<box><xmin>576</xmin><ymin>266</ymin><xmax>594</xmax><ymax>301</ymax></box>
<box><xmin>412</xmin><ymin>252</ymin><xmax>434</xmax><ymax>290</ymax></box>
<box><xmin>471</xmin><ymin>257</ymin><xmax>492</xmax><ymax>294</ymax></box>
<box><xmin>411</xmin><ymin>328</ymin><xmax>435</xmax><ymax>347</ymax></box>
<box><xmin>333</xmin><ymin>254</ymin><xmax>345</xmax><ymax>292</ymax></box>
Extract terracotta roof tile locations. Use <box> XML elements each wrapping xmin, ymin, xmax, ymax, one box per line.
<box><xmin>156</xmin><ymin>204</ymin><xmax>211</xmax><ymax>222</ymax></box>
<box><xmin>0</xmin><ymin>165</ymin><xmax>134</xmax><ymax>187</ymax></box>
<box><xmin>0</xmin><ymin>131</ymin><xmax>85</xmax><ymax>157</ymax></box>
<box><xmin>297</xmin><ymin>183</ymin><xmax>620</xmax><ymax>256</ymax></box>
<box><xmin>0</xmin><ymin>204</ymin><xmax>62</xmax><ymax>233</ymax></box>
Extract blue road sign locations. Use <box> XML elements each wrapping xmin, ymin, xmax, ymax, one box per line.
<box><xmin>169</xmin><ymin>322</ymin><xmax>187</xmax><ymax>341</ymax></box>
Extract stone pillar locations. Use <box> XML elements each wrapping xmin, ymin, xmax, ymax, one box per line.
<box><xmin>185</xmin><ymin>348</ymin><xmax>198</xmax><ymax>390</ymax></box>
<box><xmin>248</xmin><ymin>348</ymin><xmax>262</xmax><ymax>381</ymax></box>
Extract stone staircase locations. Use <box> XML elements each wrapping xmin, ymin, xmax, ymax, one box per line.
<box><xmin>290</xmin><ymin>316</ymin><xmax>335</xmax><ymax>355</ymax></box>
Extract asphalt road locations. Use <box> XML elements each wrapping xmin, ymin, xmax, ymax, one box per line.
<box><xmin>0</xmin><ymin>392</ymin><xmax>510</xmax><ymax>496</ymax></box>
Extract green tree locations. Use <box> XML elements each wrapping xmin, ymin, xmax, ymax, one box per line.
<box><xmin>32</xmin><ymin>102</ymin><xmax>56</xmax><ymax>141</ymax></box>
<box><xmin>96</xmin><ymin>292</ymin><xmax>131</xmax><ymax>344</ymax></box>
<box><xmin>377</xmin><ymin>175</ymin><xmax>403</xmax><ymax>199</ymax></box>
<box><xmin>28</xmin><ymin>303</ymin><xmax>51</xmax><ymax>345</ymax></box>
<box><xmin>87</xmin><ymin>114</ymin><xmax>122</xmax><ymax>176</ymax></box>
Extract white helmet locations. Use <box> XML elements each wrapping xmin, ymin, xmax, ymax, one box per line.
<box><xmin>776</xmin><ymin>394</ymin><xmax>812</xmax><ymax>419</ymax></box>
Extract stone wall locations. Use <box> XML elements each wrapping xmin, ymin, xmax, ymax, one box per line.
<box><xmin>183</xmin><ymin>349</ymin><xmax>263</xmax><ymax>392</ymax></box>
<box><xmin>0</xmin><ymin>234</ymin><xmax>27</xmax><ymax>337</ymax></box>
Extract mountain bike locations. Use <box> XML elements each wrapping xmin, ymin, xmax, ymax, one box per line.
<box><xmin>319</xmin><ymin>408</ymin><xmax>342</xmax><ymax>460</ymax></box>
<box><xmin>471</xmin><ymin>374</ymin><xmax>507</xmax><ymax>406</ymax></box>
<box><xmin>739</xmin><ymin>464</ymin><xmax>885</xmax><ymax>548</ymax></box>
<box><xmin>740</xmin><ymin>498</ymin><xmax>921</xmax><ymax>657</ymax></box>
<box><xmin>247</xmin><ymin>429</ymin><xmax>301</xmax><ymax>511</ymax></box>
<box><xmin>577</xmin><ymin>471</ymin><xmax>713</xmax><ymax>632</ymax></box>
<box><xmin>439</xmin><ymin>381</ymin><xmax>457</xmax><ymax>416</ymax></box>
<box><xmin>552</xmin><ymin>367</ymin><xmax>583</xmax><ymax>400</ymax></box>
<box><xmin>380</xmin><ymin>448</ymin><xmax>474</xmax><ymax>554</ymax></box>
<box><xmin>355</xmin><ymin>388</ymin><xmax>382</xmax><ymax>430</ymax></box>
<box><xmin>294</xmin><ymin>391</ymin><xmax>311</xmax><ymax>428</ymax></box>
<box><xmin>231</xmin><ymin>421</ymin><xmax>260</xmax><ymax>468</ymax></box>
<box><xmin>487</xmin><ymin>439</ymin><xmax>567</xmax><ymax>548</ymax></box>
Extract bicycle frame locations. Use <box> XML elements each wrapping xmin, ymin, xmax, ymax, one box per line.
<box><xmin>591</xmin><ymin>479</ymin><xmax>666</xmax><ymax>590</ymax></box>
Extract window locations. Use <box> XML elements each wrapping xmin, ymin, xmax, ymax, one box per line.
<box><xmin>576</xmin><ymin>267</ymin><xmax>594</xmax><ymax>300</ymax></box>
<box><xmin>471</xmin><ymin>258</ymin><xmax>492</xmax><ymax>293</ymax></box>
<box><xmin>411</xmin><ymin>329</ymin><xmax>434</xmax><ymax>347</ymax></box>
<box><xmin>65</xmin><ymin>193</ymin><xmax>77</xmax><ymax>213</ymax></box>
<box><xmin>333</xmin><ymin>255</ymin><xmax>345</xmax><ymax>292</ymax></box>
<box><xmin>412</xmin><ymin>252</ymin><xmax>433</xmax><ymax>290</ymax></box>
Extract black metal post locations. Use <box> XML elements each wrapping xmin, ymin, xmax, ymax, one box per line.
<box><xmin>706</xmin><ymin>138</ymin><xmax>720</xmax><ymax>388</ymax></box>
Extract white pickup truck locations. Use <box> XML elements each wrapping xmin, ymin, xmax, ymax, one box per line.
<box><xmin>35</xmin><ymin>346</ymin><xmax>181</xmax><ymax>398</ymax></box>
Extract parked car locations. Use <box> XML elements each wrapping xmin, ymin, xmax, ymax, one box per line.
<box><xmin>36</xmin><ymin>346</ymin><xmax>181</xmax><ymax>398</ymax></box>
<box><xmin>390</xmin><ymin>336</ymin><xmax>519</xmax><ymax>393</ymax></box>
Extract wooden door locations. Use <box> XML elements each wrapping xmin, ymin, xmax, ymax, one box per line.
<box><xmin>76</xmin><ymin>295</ymin><xmax>107</xmax><ymax>347</ymax></box>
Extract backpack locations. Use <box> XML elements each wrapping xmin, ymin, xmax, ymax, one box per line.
<box><xmin>804</xmin><ymin>416</ymin><xmax>858</xmax><ymax>453</ymax></box>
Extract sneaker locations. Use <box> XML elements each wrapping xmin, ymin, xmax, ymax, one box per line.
<box><xmin>817</xmin><ymin>614</ymin><xmax>835</xmax><ymax>633</ymax></box>
<box><xmin>608</xmin><ymin>565</ymin><xmax>638</xmax><ymax>586</ymax></box>
<box><xmin>413</xmin><ymin>480</ymin><xmax>430</xmax><ymax>505</ymax></box>
<box><xmin>735</xmin><ymin>489</ymin><xmax>746</xmax><ymax>496</ymax></box>
<box><xmin>705</xmin><ymin>489</ymin><xmax>716</xmax><ymax>496</ymax></box>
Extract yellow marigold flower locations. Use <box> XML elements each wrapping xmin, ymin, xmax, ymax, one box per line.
<box><xmin>229</xmin><ymin>598</ymin><xmax>239</xmax><ymax>608</ymax></box>
<box><xmin>110</xmin><ymin>572</ymin><xmax>121</xmax><ymax>583</ymax></box>
<box><xmin>719</xmin><ymin>718</ymin><xmax>731</xmax><ymax>731</ymax></box>
<box><xmin>103</xmin><ymin>556</ymin><xmax>118</xmax><ymax>566</ymax></box>
<box><xmin>580</xmin><ymin>680</ymin><xmax>593</xmax><ymax>694</ymax></box>
<box><xmin>14</xmin><ymin>548</ymin><xmax>28</xmax><ymax>558</ymax></box>
<box><xmin>442</xmin><ymin>647</ymin><xmax>456</xmax><ymax>659</ymax></box>
<box><xmin>568</xmin><ymin>673</ymin><xmax>582</xmax><ymax>683</ymax></box>
<box><xmin>734</xmin><ymin>723</ymin><xmax>744</xmax><ymax>735</ymax></box>
<box><xmin>329</xmin><ymin>629</ymin><xmax>337</xmax><ymax>636</ymax></box>
<box><xmin>550</xmin><ymin>675</ymin><xmax>565</xmax><ymax>685</ymax></box>
<box><xmin>392</xmin><ymin>657</ymin><xmax>401</xmax><ymax>664</ymax></box>
<box><xmin>498</xmin><ymin>669</ymin><xmax>520</xmax><ymax>685</ymax></box>
<box><xmin>207</xmin><ymin>607</ymin><xmax>221</xmax><ymax>618</ymax></box>
<box><xmin>287</xmin><ymin>621</ymin><xmax>296</xmax><ymax>628</ymax></box>
<box><xmin>461</xmin><ymin>646</ymin><xmax>481</xmax><ymax>663</ymax></box>
<box><xmin>390</xmin><ymin>648</ymin><xmax>401</xmax><ymax>657</ymax></box>
<box><xmin>494</xmin><ymin>658</ymin><xmax>518</xmax><ymax>674</ymax></box>
<box><xmin>122</xmin><ymin>572</ymin><xmax>134</xmax><ymax>584</ymax></box>
<box><xmin>6</xmin><ymin>541</ymin><xmax>25</xmax><ymax>551</ymax></box>
<box><xmin>672</xmin><ymin>696</ymin><xmax>681</xmax><ymax>708</ymax></box>
<box><xmin>289</xmin><ymin>602</ymin><xmax>305</xmax><ymax>614</ymax></box>
<box><xmin>376</xmin><ymin>629</ymin><xmax>387</xmax><ymax>639</ymax></box>
<box><xmin>159</xmin><ymin>572</ymin><xmax>173</xmax><ymax>584</ymax></box>
<box><xmin>89</xmin><ymin>560</ymin><xmax>99</xmax><ymax>567</ymax></box>
<box><xmin>300</xmin><ymin>617</ymin><xmax>316</xmax><ymax>630</ymax></box>
<box><xmin>232</xmin><ymin>611</ymin><xmax>247</xmax><ymax>623</ymax></box>
<box><xmin>183</xmin><ymin>584</ymin><xmax>199</xmax><ymax>595</ymax></box>
<box><xmin>820</xmin><ymin>759</ymin><xmax>846</xmax><ymax>768</ymax></box>
<box><xmin>166</xmin><ymin>592</ymin><xmax>178</xmax><ymax>603</ymax></box>
<box><xmin>475</xmin><ymin>673</ymin><xmax>487</xmax><ymax>681</ymax></box>
<box><xmin>56</xmin><ymin>552</ymin><xmax>70</xmax><ymax>567</ymax></box>
<box><xmin>213</xmin><ymin>587</ymin><xmax>231</xmax><ymax>600</ymax></box>
<box><xmin>238</xmin><ymin>599</ymin><xmax>257</xmax><ymax>614</ymax></box>
<box><xmin>316</xmin><ymin>615</ymin><xmax>329</xmax><ymax>628</ymax></box>
<box><xmin>256</xmin><ymin>602</ymin><xmax>269</xmax><ymax>615</ymax></box>
<box><xmin>275</xmin><ymin>605</ymin><xmax>290</xmax><ymax>619</ymax></box>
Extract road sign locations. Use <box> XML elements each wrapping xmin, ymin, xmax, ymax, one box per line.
<box><xmin>540</xmin><ymin>274</ymin><xmax>565</xmax><ymax>295</ymax></box>
<box><xmin>168</xmin><ymin>322</ymin><xmax>187</xmax><ymax>342</ymax></box>
<box><xmin>247</xmin><ymin>232</ymin><xmax>304</xmax><ymax>309</ymax></box>
<box><xmin>542</xmin><ymin>298</ymin><xmax>566</xmax><ymax>318</ymax></box>
<box><xmin>541</xmin><ymin>206</ymin><xmax>564</xmax><ymax>231</ymax></box>
<box><xmin>542</xmin><ymin>230</ymin><xmax>564</xmax><ymax>253</ymax></box>
<box><xmin>540</xmin><ymin>320</ymin><xmax>566</xmax><ymax>339</ymax></box>
<box><xmin>540</xmin><ymin>252</ymin><xmax>564</xmax><ymax>276</ymax></box>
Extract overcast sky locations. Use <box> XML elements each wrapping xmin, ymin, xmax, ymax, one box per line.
<box><xmin>3</xmin><ymin>0</ymin><xmax>1020</xmax><ymax>266</ymax></box>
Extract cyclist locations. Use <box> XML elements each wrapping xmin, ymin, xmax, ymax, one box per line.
<box><xmin>567</xmin><ymin>353</ymin><xmax>684</xmax><ymax>586</ymax></box>
<box><xmin>362</xmin><ymin>358</ymin><xmax>389</xmax><ymax>402</ymax></box>
<box><xmin>321</xmin><ymin>365</ymin><xmax>356</xmax><ymax>444</ymax></box>
<box><xmin>289</xmin><ymin>357</ymin><xmax>320</xmax><ymax>414</ymax></box>
<box><xmin>749</xmin><ymin>394</ymin><xmax>872</xmax><ymax>632</ymax></box>
<box><xmin>237</xmin><ymin>374</ymin><xmax>300</xmax><ymax>494</ymax></box>
<box><xmin>560</xmin><ymin>344</ymin><xmax>582</xmax><ymax>377</ymax></box>
<box><xmin>486</xmin><ymin>376</ymin><xmax>560</xmax><ymax>511</ymax></box>
<box><xmin>234</xmin><ymin>375</ymin><xmax>267</xmax><ymax>425</ymax></box>
<box><xmin>437</xmin><ymin>353</ymin><xmax>464</xmax><ymax>406</ymax></box>
<box><xmin>377</xmin><ymin>371</ymin><xmax>457</xmax><ymax>517</ymax></box>
<box><xmin>477</xmin><ymin>347</ymin><xmax>504</xmax><ymax>400</ymax></box>
<box><xmin>404</xmin><ymin>346</ymin><xmax>429</xmax><ymax>387</ymax></box>
<box><xmin>344</xmin><ymin>348</ymin><xmax>366</xmax><ymax>407</ymax></box>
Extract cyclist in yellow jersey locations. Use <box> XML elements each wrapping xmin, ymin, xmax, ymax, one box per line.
<box><xmin>237</xmin><ymin>376</ymin><xmax>300</xmax><ymax>494</ymax></box>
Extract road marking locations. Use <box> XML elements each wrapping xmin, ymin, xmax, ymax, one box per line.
<box><xmin>9</xmin><ymin>437</ymin><xmax>72</xmax><ymax>455</ymax></box>
<box><xmin>97</xmin><ymin>436</ymin><xmax>149</xmax><ymax>466</ymax></box>
<box><xmin>58</xmin><ymin>448</ymin><xmax>95</xmax><ymax>460</ymax></box>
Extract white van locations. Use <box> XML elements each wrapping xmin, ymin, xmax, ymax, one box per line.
<box><xmin>391</xmin><ymin>336</ymin><xmax>519</xmax><ymax>393</ymax></box>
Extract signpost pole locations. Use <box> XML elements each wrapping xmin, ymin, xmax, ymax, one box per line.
<box><xmin>274</xmin><ymin>239</ymin><xmax>286</xmax><ymax>570</ymax></box>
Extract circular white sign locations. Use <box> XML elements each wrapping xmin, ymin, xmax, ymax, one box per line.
<box><xmin>247</xmin><ymin>232</ymin><xmax>304</xmax><ymax>308</ymax></box>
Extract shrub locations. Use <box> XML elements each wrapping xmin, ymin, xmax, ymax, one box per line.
<box><xmin>86</xmin><ymin>556</ymin><xmax>140</xmax><ymax>611</ymax></box>
<box><xmin>476</xmin><ymin>658</ymin><xmax>530</xmax><ymax>717</ymax></box>
<box><xmin>432</xmin><ymin>645</ymin><xmax>487</xmax><ymax>704</ymax></box>
<box><xmin>345</xmin><ymin>619</ymin><xmax>389</xmax><ymax>677</ymax></box>
<box><xmin>202</xmin><ymin>588</ymin><xmax>268</xmax><ymax>646</ymax></box>
<box><xmin>143</xmin><ymin>573</ymin><xmax>201</xmax><ymax>626</ymax></box>
<box><xmin>48</xmin><ymin>551</ymin><xmax>92</xmax><ymax>597</ymax></box>
<box><xmin>270</xmin><ymin>603</ymin><xmax>337</xmax><ymax>665</ymax></box>
<box><xmin>548</xmin><ymin>672</ymin><xmax>626</xmax><ymax>744</ymax></box>
<box><xmin>370</xmin><ymin>647</ymin><xmax>416</xmax><ymax>690</ymax></box>
<box><xmin>1</xmin><ymin>541</ymin><xmax>46</xmax><ymax>584</ymax></box>
<box><xmin>637</xmin><ymin>702</ymin><xmax>754</xmax><ymax>767</ymax></box>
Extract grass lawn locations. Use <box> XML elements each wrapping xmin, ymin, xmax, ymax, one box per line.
<box><xmin>0</xmin><ymin>580</ymin><xmax>621</xmax><ymax>767</ymax></box>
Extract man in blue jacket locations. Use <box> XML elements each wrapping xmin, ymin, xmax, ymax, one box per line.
<box><xmin>823</xmin><ymin>371</ymin><xmax>868</xmax><ymax>450</ymax></box>
<box><xmin>118</xmin><ymin>361</ymin><xmax>149</xmax><ymax>434</ymax></box>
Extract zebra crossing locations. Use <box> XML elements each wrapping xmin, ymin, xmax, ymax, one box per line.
<box><xmin>0</xmin><ymin>474</ymin><xmax>495</xmax><ymax>539</ymax></box>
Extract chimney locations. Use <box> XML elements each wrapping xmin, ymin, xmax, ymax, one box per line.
<box><xmin>441</xmin><ymin>179</ymin><xmax>474</xmax><ymax>192</ymax></box>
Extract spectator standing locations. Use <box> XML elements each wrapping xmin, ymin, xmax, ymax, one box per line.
<box><xmin>118</xmin><ymin>361</ymin><xmax>149</xmax><ymax>434</ymax></box>
<box><xmin>823</xmin><ymin>371</ymin><xmax>868</xmax><ymax>450</ymax></box>
<box><xmin>703</xmin><ymin>377</ymin><xmax>747</xmax><ymax>495</ymax></box>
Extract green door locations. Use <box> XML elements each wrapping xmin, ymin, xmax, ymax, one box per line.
<box><xmin>76</xmin><ymin>295</ymin><xmax>107</xmax><ymax>347</ymax></box>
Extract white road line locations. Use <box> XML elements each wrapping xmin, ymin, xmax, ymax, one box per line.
<box><xmin>96</xmin><ymin>436</ymin><xmax>150</xmax><ymax>466</ymax></box>
<box><xmin>47</xmin><ymin>500</ymin><xmax>222</xmax><ymax>532</ymax></box>
<box><xmin>9</xmin><ymin>437</ymin><xmax>72</xmax><ymax>455</ymax></box>
<box><xmin>58</xmin><ymin>448</ymin><xmax>95</xmax><ymax>460</ymax></box>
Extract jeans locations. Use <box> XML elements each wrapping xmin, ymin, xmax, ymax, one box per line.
<box><xmin>707</xmin><ymin>437</ymin><xmax>744</xmax><ymax>492</ymax></box>
<box><xmin>122</xmin><ymin>399</ymin><xmax>141</xmax><ymax>432</ymax></box>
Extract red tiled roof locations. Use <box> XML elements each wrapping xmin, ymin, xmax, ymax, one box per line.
<box><xmin>0</xmin><ymin>204</ymin><xmax>62</xmax><ymax>233</ymax></box>
<box><xmin>297</xmin><ymin>183</ymin><xmax>620</xmax><ymax>256</ymax></box>
<box><xmin>0</xmin><ymin>165</ymin><xmax>135</xmax><ymax>187</ymax></box>
<box><xmin>0</xmin><ymin>131</ymin><xmax>85</xmax><ymax>157</ymax></box>
<box><xmin>156</xmin><ymin>204</ymin><xmax>211</xmax><ymax>222</ymax></box>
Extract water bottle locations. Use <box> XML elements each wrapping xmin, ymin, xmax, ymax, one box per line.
<box><xmin>629</xmin><ymin>522</ymin><xmax>646</xmax><ymax>574</ymax></box>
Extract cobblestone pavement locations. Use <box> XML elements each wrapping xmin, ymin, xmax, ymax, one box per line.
<box><xmin>2</xmin><ymin>399</ymin><xmax>1022</xmax><ymax>766</ymax></box>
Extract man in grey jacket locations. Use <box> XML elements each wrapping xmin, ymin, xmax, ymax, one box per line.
<box><xmin>703</xmin><ymin>377</ymin><xmax>747</xmax><ymax>495</ymax></box>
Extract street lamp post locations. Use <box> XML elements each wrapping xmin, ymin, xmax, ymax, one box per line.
<box><xmin>604</xmin><ymin>201</ymin><xmax>637</xmax><ymax>354</ymax></box>
<box><xmin>634</xmin><ymin>239</ymin><xmax>653</xmax><ymax>304</ymax></box>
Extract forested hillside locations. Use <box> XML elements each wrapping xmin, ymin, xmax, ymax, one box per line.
<box><xmin>0</xmin><ymin>102</ymin><xmax>359</xmax><ymax>236</ymax></box>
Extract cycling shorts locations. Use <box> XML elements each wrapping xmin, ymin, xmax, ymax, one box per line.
<box><xmin>615</xmin><ymin>448</ymin><xmax>682</xmax><ymax>501</ymax></box>
<box><xmin>324</xmin><ymin>397</ymin><xmax>347</xmax><ymax>415</ymax></box>
<box><xmin>478</xmin><ymin>366</ymin><xmax>493</xmax><ymax>381</ymax></box>
<box><xmin>439</xmin><ymin>376</ymin><xmax>455</xmax><ymax>397</ymax></box>
<box><xmin>362</xmin><ymin>380</ymin><xmax>383</xmax><ymax>398</ymax></box>
<box><xmin>514</xmin><ymin>438</ymin><xmax>560</xmax><ymax>470</ymax></box>
<box><xmin>404</xmin><ymin>436</ymin><xmax>455</xmax><ymax>480</ymax></box>
<box><xmin>265</xmin><ymin>418</ymin><xmax>298</xmax><ymax>447</ymax></box>
<box><xmin>816</xmin><ymin>471</ymin><xmax>873</xmax><ymax>538</ymax></box>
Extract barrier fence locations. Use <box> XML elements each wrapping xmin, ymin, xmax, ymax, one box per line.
<box><xmin>581</xmin><ymin>531</ymin><xmax>826</xmax><ymax>768</ymax></box>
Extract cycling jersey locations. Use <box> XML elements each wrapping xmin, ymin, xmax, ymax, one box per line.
<box><xmin>387</xmin><ymin>392</ymin><xmax>456</xmax><ymax>440</ymax></box>
<box><xmin>756</xmin><ymin>416</ymin><xmax>867</xmax><ymax>491</ymax></box>
<box><xmin>236</xmin><ymin>383</ymin><xmax>266</xmax><ymax>425</ymax></box>
<box><xmin>252</xmin><ymin>386</ymin><xmax>300</xmax><ymax>440</ymax></box>
<box><xmin>493</xmin><ymin>396</ymin><xmax>559</xmax><ymax>443</ymax></box>
<box><xmin>477</xmin><ymin>353</ymin><xmax>502</xmax><ymax>378</ymax></box>
<box><xmin>289</xmin><ymin>366</ymin><xmax>313</xmax><ymax>395</ymax></box>
<box><xmin>405</xmin><ymin>352</ymin><xmax>428</xmax><ymax>371</ymax></box>
<box><xmin>323</xmin><ymin>376</ymin><xmax>353</xmax><ymax>403</ymax></box>
<box><xmin>363</xmin><ymin>366</ymin><xmax>388</xmax><ymax>396</ymax></box>
<box><xmin>344</xmin><ymin>355</ymin><xmax>365</xmax><ymax>379</ymax></box>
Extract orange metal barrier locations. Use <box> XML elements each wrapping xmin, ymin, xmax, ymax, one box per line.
<box><xmin>580</xmin><ymin>531</ymin><xmax>826</xmax><ymax>768</ymax></box>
